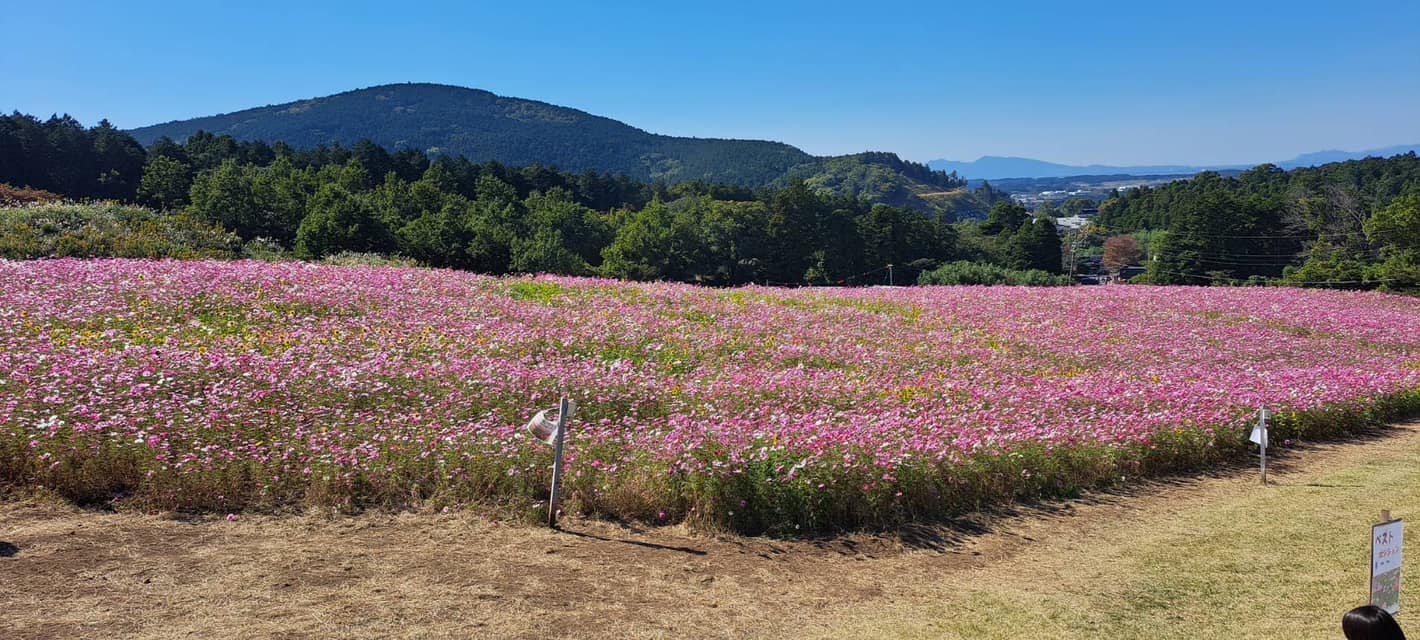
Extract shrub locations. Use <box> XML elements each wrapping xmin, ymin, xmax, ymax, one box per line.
<box><xmin>320</xmin><ymin>251</ymin><xmax>421</xmax><ymax>268</ymax></box>
<box><xmin>918</xmin><ymin>260</ymin><xmax>1075</xmax><ymax>286</ymax></box>
<box><xmin>0</xmin><ymin>203</ymin><xmax>241</xmax><ymax>260</ymax></box>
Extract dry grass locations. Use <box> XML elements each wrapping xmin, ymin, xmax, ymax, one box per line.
<box><xmin>4</xmin><ymin>422</ymin><xmax>1420</xmax><ymax>639</ymax></box>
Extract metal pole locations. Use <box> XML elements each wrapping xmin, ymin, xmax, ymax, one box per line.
<box><xmin>1259</xmin><ymin>407</ymin><xmax>1268</xmax><ymax>485</ymax></box>
<box><xmin>1260</xmin><ymin>439</ymin><xmax>1267</xmax><ymax>485</ymax></box>
<box><xmin>548</xmin><ymin>396</ymin><xmax>570</xmax><ymax>527</ymax></box>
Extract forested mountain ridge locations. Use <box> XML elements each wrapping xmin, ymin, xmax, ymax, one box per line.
<box><xmin>125</xmin><ymin>84</ymin><xmax>957</xmax><ymax>199</ymax></box>
<box><xmin>128</xmin><ymin>83</ymin><xmax>812</xmax><ymax>187</ymax></box>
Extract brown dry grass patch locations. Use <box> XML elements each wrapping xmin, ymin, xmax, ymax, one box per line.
<box><xmin>4</xmin><ymin>422</ymin><xmax>1420</xmax><ymax>639</ymax></box>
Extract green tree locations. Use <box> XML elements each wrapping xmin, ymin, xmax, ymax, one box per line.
<box><xmin>982</xmin><ymin>202</ymin><xmax>1029</xmax><ymax>235</ymax></box>
<box><xmin>600</xmin><ymin>200</ymin><xmax>701</xmax><ymax>281</ymax></box>
<box><xmin>251</xmin><ymin>157</ymin><xmax>315</xmax><ymax>243</ymax></box>
<box><xmin>857</xmin><ymin>204</ymin><xmax>955</xmax><ymax>278</ymax></box>
<box><xmin>1364</xmin><ymin>194</ymin><xmax>1420</xmax><ymax>254</ymax></box>
<box><xmin>137</xmin><ymin>155</ymin><xmax>193</xmax><ymax>210</ymax></box>
<box><xmin>510</xmin><ymin>227</ymin><xmax>588</xmax><ymax>275</ymax></box>
<box><xmin>396</xmin><ymin>195</ymin><xmax>472</xmax><ymax>268</ymax></box>
<box><xmin>1008</xmin><ymin>216</ymin><xmax>1063</xmax><ymax>274</ymax></box>
<box><xmin>89</xmin><ymin>120</ymin><xmax>147</xmax><ymax>200</ymax></box>
<box><xmin>463</xmin><ymin>175</ymin><xmax>525</xmax><ymax>274</ymax></box>
<box><xmin>294</xmin><ymin>184</ymin><xmax>394</xmax><ymax>259</ymax></box>
<box><xmin>188</xmin><ymin>160</ymin><xmax>260</xmax><ymax>236</ymax></box>
<box><xmin>523</xmin><ymin>188</ymin><xmax>611</xmax><ymax>268</ymax></box>
<box><xmin>765</xmin><ymin>180</ymin><xmax>825</xmax><ymax>282</ymax></box>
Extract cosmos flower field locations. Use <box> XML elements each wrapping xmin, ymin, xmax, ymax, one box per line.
<box><xmin>4</xmin><ymin>259</ymin><xmax>1420</xmax><ymax>533</ymax></box>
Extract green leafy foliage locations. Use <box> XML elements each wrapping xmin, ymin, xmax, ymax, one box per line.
<box><xmin>917</xmin><ymin>261</ymin><xmax>1075</xmax><ymax>286</ymax></box>
<box><xmin>136</xmin><ymin>155</ymin><xmax>192</xmax><ymax>210</ymax></box>
<box><xmin>1009</xmin><ymin>216</ymin><xmax>1064</xmax><ymax>274</ymax></box>
<box><xmin>1096</xmin><ymin>156</ymin><xmax>1420</xmax><ymax>290</ymax></box>
<box><xmin>0</xmin><ymin>203</ymin><xmax>241</xmax><ymax>259</ymax></box>
<box><xmin>0</xmin><ymin>113</ymin><xmax>146</xmax><ymax>200</ymax></box>
<box><xmin>294</xmin><ymin>184</ymin><xmax>396</xmax><ymax>259</ymax></box>
<box><xmin>780</xmin><ymin>152</ymin><xmax>968</xmax><ymax>221</ymax></box>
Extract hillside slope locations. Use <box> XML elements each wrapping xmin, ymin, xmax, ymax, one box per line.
<box><xmin>782</xmin><ymin>152</ymin><xmax>972</xmax><ymax>220</ymax></box>
<box><xmin>128</xmin><ymin>83</ymin><xmax>815</xmax><ymax>187</ymax></box>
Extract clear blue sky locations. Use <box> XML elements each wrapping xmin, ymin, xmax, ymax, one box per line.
<box><xmin>6</xmin><ymin>0</ymin><xmax>1419</xmax><ymax>166</ymax></box>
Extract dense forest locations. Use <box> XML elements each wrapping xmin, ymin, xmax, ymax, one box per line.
<box><xmin>1095</xmin><ymin>156</ymin><xmax>1420</xmax><ymax>288</ymax></box>
<box><xmin>7</xmin><ymin>110</ymin><xmax>1419</xmax><ymax>292</ymax></box>
<box><xmin>0</xmin><ymin>112</ymin><xmax>1057</xmax><ymax>285</ymax></box>
<box><xmin>124</xmin><ymin>83</ymin><xmax>971</xmax><ymax>210</ymax></box>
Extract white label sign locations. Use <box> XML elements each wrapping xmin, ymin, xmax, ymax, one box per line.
<box><xmin>1249</xmin><ymin>408</ymin><xmax>1269</xmax><ymax>448</ymax></box>
<box><xmin>1371</xmin><ymin>519</ymin><xmax>1404</xmax><ymax>614</ymax></box>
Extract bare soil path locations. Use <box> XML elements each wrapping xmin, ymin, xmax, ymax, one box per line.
<box><xmin>5</xmin><ymin>422</ymin><xmax>1420</xmax><ymax>639</ymax></box>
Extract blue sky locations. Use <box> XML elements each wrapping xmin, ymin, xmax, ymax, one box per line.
<box><xmin>6</xmin><ymin>0</ymin><xmax>1419</xmax><ymax>165</ymax></box>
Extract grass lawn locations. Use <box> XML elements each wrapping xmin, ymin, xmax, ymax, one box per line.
<box><xmin>818</xmin><ymin>425</ymin><xmax>1420</xmax><ymax>639</ymax></box>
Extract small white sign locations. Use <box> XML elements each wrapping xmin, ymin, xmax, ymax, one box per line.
<box><xmin>524</xmin><ymin>400</ymin><xmax>576</xmax><ymax>446</ymax></box>
<box><xmin>1371</xmin><ymin>519</ymin><xmax>1404</xmax><ymax>614</ymax></box>
<box><xmin>1249</xmin><ymin>408</ymin><xmax>1269</xmax><ymax>448</ymax></box>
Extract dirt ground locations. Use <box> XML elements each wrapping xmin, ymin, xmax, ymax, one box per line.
<box><xmin>5</xmin><ymin>422</ymin><xmax>1420</xmax><ymax>639</ymax></box>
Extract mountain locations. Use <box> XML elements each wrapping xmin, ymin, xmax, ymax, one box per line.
<box><xmin>1277</xmin><ymin>144</ymin><xmax>1420</xmax><ymax>169</ymax></box>
<box><xmin>930</xmin><ymin>144</ymin><xmax>1420</xmax><ymax>180</ymax></box>
<box><xmin>127</xmin><ymin>83</ymin><xmax>972</xmax><ymax>215</ymax></box>
<box><xmin>926</xmin><ymin>156</ymin><xmax>1240</xmax><ymax>180</ymax></box>
<box><xmin>129</xmin><ymin>83</ymin><xmax>815</xmax><ymax>187</ymax></box>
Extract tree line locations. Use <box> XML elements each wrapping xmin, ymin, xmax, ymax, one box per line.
<box><xmin>1095</xmin><ymin>157</ymin><xmax>1420</xmax><ymax>289</ymax></box>
<box><xmin>1</xmin><ymin>111</ymin><xmax>1063</xmax><ymax>286</ymax></box>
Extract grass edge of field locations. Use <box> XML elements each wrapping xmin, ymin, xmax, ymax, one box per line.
<box><xmin>803</xmin><ymin>422</ymin><xmax>1420</xmax><ymax>640</ymax></box>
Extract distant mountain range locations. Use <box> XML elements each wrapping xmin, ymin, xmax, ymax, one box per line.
<box><xmin>127</xmin><ymin>83</ymin><xmax>973</xmax><ymax>217</ymax></box>
<box><xmin>928</xmin><ymin>144</ymin><xmax>1420</xmax><ymax>180</ymax></box>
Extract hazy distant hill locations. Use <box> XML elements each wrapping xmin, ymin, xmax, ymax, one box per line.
<box><xmin>930</xmin><ymin>144</ymin><xmax>1420</xmax><ymax>180</ymax></box>
<box><xmin>926</xmin><ymin>156</ymin><xmax>1238</xmax><ymax>180</ymax></box>
<box><xmin>1277</xmin><ymin>144</ymin><xmax>1420</xmax><ymax>169</ymax></box>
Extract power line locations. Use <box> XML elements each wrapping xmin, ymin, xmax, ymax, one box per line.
<box><xmin>1149</xmin><ymin>269</ymin><xmax>1399</xmax><ymax>286</ymax></box>
<box><xmin>1170</xmin><ymin>229</ymin><xmax>1370</xmax><ymax>240</ymax></box>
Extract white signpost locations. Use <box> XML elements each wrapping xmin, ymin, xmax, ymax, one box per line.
<box><xmin>1371</xmin><ymin>511</ymin><xmax>1404</xmax><ymax>614</ymax></box>
<box><xmin>1250</xmin><ymin>407</ymin><xmax>1270</xmax><ymax>484</ymax></box>
<box><xmin>525</xmin><ymin>397</ymin><xmax>575</xmax><ymax>528</ymax></box>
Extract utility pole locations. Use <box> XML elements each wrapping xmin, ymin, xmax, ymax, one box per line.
<box><xmin>1068</xmin><ymin>232</ymin><xmax>1081</xmax><ymax>278</ymax></box>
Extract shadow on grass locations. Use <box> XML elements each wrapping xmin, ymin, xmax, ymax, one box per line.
<box><xmin>555</xmin><ymin>526</ymin><xmax>708</xmax><ymax>556</ymax></box>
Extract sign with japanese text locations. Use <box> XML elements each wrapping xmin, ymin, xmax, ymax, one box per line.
<box><xmin>1371</xmin><ymin>518</ymin><xmax>1404</xmax><ymax>614</ymax></box>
